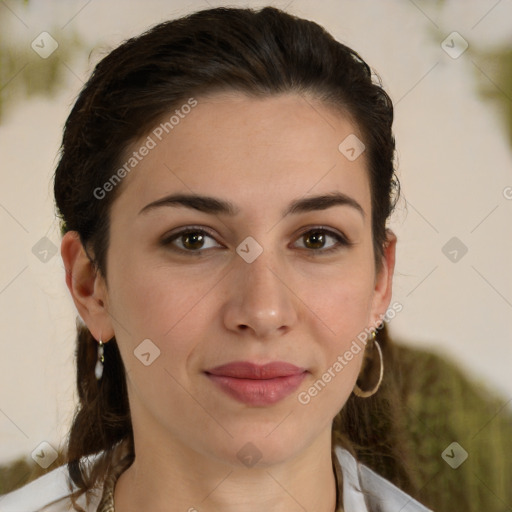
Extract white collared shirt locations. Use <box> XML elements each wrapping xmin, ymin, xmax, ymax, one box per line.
<box><xmin>0</xmin><ymin>446</ymin><xmax>432</xmax><ymax>512</ymax></box>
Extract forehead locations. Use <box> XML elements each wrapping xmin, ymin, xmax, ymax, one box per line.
<box><xmin>111</xmin><ymin>92</ymin><xmax>371</xmax><ymax>221</ymax></box>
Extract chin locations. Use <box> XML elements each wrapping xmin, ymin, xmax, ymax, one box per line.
<box><xmin>201</xmin><ymin>420</ymin><xmax>315</xmax><ymax>469</ymax></box>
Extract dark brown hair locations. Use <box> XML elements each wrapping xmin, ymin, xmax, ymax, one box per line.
<box><xmin>53</xmin><ymin>6</ymin><xmax>407</xmax><ymax>510</ymax></box>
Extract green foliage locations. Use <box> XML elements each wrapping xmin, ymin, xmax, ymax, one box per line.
<box><xmin>0</xmin><ymin>457</ymin><xmax>34</xmax><ymax>495</ymax></box>
<box><xmin>397</xmin><ymin>344</ymin><xmax>512</xmax><ymax>512</ymax></box>
<box><xmin>474</xmin><ymin>47</ymin><xmax>512</xmax><ymax>148</ymax></box>
<box><xmin>0</xmin><ymin>451</ymin><xmax>67</xmax><ymax>495</ymax></box>
<box><xmin>0</xmin><ymin>2</ymin><xmax>83</xmax><ymax>122</ymax></box>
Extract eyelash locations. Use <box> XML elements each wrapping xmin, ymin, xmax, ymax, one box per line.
<box><xmin>160</xmin><ymin>226</ymin><xmax>352</xmax><ymax>256</ymax></box>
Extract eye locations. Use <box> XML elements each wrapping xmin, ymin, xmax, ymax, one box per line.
<box><xmin>161</xmin><ymin>228</ymin><xmax>222</xmax><ymax>253</ymax></box>
<box><xmin>161</xmin><ymin>226</ymin><xmax>351</xmax><ymax>256</ymax></box>
<box><xmin>293</xmin><ymin>227</ymin><xmax>351</xmax><ymax>254</ymax></box>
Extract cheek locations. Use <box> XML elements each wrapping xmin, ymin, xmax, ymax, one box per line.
<box><xmin>295</xmin><ymin>265</ymin><xmax>375</xmax><ymax>406</ymax></box>
<box><xmin>105</xmin><ymin>265</ymin><xmax>207</xmax><ymax>416</ymax></box>
<box><xmin>106</xmin><ymin>255</ymin><xmax>224</xmax><ymax>370</ymax></box>
<box><xmin>295</xmin><ymin>281</ymin><xmax>370</xmax><ymax>420</ymax></box>
<box><xmin>299</xmin><ymin>262</ymin><xmax>376</xmax><ymax>336</ymax></box>
<box><xmin>107</xmin><ymin>246</ymin><xmax>200</xmax><ymax>330</ymax></box>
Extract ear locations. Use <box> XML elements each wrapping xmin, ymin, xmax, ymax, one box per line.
<box><xmin>60</xmin><ymin>231</ymin><xmax>115</xmax><ymax>341</ymax></box>
<box><xmin>369</xmin><ymin>229</ymin><xmax>397</xmax><ymax>327</ymax></box>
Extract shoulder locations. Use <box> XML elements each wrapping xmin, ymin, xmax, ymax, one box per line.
<box><xmin>0</xmin><ymin>461</ymin><xmax>104</xmax><ymax>512</ymax></box>
<box><xmin>334</xmin><ymin>445</ymin><xmax>433</xmax><ymax>512</ymax></box>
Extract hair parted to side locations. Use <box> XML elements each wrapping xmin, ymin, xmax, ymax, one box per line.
<box><xmin>53</xmin><ymin>6</ymin><xmax>409</xmax><ymax>510</ymax></box>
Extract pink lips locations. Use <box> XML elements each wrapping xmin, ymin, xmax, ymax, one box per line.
<box><xmin>205</xmin><ymin>361</ymin><xmax>307</xmax><ymax>406</ymax></box>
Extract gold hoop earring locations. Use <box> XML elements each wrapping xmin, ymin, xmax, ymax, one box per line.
<box><xmin>353</xmin><ymin>333</ymin><xmax>383</xmax><ymax>398</ymax></box>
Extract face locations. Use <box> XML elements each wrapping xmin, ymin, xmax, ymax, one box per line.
<box><xmin>81</xmin><ymin>92</ymin><xmax>395</xmax><ymax>468</ymax></box>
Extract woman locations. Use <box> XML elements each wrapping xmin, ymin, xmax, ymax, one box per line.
<box><xmin>0</xmin><ymin>6</ymin><xmax>432</xmax><ymax>512</ymax></box>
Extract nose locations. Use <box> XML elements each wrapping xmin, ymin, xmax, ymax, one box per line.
<box><xmin>221</xmin><ymin>248</ymin><xmax>298</xmax><ymax>340</ymax></box>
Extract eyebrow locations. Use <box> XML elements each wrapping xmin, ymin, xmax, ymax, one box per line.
<box><xmin>138</xmin><ymin>191</ymin><xmax>365</xmax><ymax>219</ymax></box>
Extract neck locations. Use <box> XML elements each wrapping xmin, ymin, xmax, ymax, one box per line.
<box><xmin>114</xmin><ymin>427</ymin><xmax>339</xmax><ymax>512</ymax></box>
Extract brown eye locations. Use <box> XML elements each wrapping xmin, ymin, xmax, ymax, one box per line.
<box><xmin>162</xmin><ymin>228</ymin><xmax>222</xmax><ymax>253</ymax></box>
<box><xmin>294</xmin><ymin>228</ymin><xmax>350</xmax><ymax>254</ymax></box>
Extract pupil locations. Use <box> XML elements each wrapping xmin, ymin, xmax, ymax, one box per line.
<box><xmin>307</xmin><ymin>232</ymin><xmax>324</xmax><ymax>249</ymax></box>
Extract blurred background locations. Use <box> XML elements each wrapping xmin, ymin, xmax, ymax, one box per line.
<box><xmin>0</xmin><ymin>0</ymin><xmax>511</xmax><ymax>501</ymax></box>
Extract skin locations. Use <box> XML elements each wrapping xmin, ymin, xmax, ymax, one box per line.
<box><xmin>61</xmin><ymin>92</ymin><xmax>396</xmax><ymax>512</ymax></box>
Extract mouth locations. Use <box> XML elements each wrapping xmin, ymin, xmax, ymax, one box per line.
<box><xmin>204</xmin><ymin>361</ymin><xmax>308</xmax><ymax>406</ymax></box>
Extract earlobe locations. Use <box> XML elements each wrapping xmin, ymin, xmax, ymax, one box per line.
<box><xmin>371</xmin><ymin>229</ymin><xmax>397</xmax><ymax>326</ymax></box>
<box><xmin>60</xmin><ymin>231</ymin><xmax>114</xmax><ymax>341</ymax></box>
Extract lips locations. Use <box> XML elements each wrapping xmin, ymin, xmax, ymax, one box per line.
<box><xmin>205</xmin><ymin>361</ymin><xmax>307</xmax><ymax>406</ymax></box>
